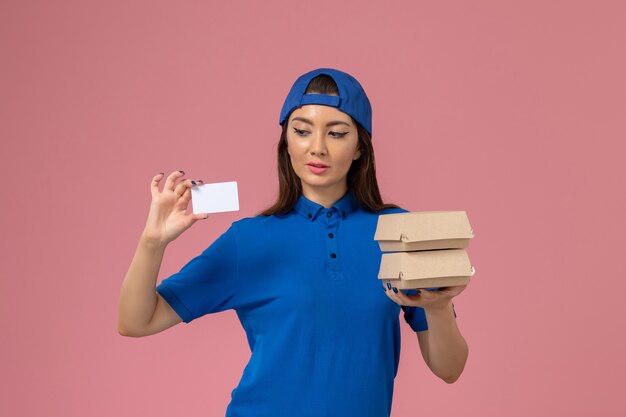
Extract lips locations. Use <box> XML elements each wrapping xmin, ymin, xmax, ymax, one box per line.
<box><xmin>307</xmin><ymin>162</ymin><xmax>329</xmax><ymax>168</ymax></box>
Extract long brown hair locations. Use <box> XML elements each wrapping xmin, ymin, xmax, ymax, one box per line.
<box><xmin>257</xmin><ymin>74</ymin><xmax>400</xmax><ymax>216</ymax></box>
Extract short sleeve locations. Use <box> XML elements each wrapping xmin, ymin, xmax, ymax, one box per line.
<box><xmin>156</xmin><ymin>225</ymin><xmax>238</xmax><ymax>323</ymax></box>
<box><xmin>401</xmin><ymin>289</ymin><xmax>458</xmax><ymax>332</ymax></box>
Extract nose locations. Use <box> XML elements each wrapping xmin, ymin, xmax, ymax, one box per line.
<box><xmin>309</xmin><ymin>131</ymin><xmax>328</xmax><ymax>156</ymax></box>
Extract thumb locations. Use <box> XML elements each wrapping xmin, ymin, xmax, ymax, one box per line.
<box><xmin>187</xmin><ymin>213</ymin><xmax>209</xmax><ymax>227</ymax></box>
<box><xmin>190</xmin><ymin>213</ymin><xmax>209</xmax><ymax>222</ymax></box>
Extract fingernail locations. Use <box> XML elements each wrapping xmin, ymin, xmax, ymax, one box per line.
<box><xmin>387</xmin><ymin>283</ymin><xmax>391</xmax><ymax>289</ymax></box>
<box><xmin>198</xmin><ymin>180</ymin><xmax>204</xmax><ymax>183</ymax></box>
<box><xmin>191</xmin><ymin>181</ymin><xmax>196</xmax><ymax>185</ymax></box>
<box><xmin>159</xmin><ymin>172</ymin><xmax>164</xmax><ymax>175</ymax></box>
<box><xmin>393</xmin><ymin>288</ymin><xmax>398</xmax><ymax>293</ymax></box>
<box><xmin>179</xmin><ymin>170</ymin><xmax>185</xmax><ymax>174</ymax></box>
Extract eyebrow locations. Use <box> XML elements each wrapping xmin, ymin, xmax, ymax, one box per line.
<box><xmin>291</xmin><ymin>117</ymin><xmax>352</xmax><ymax>128</ymax></box>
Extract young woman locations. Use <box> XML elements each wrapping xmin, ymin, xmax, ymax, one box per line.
<box><xmin>118</xmin><ymin>68</ymin><xmax>469</xmax><ymax>417</ymax></box>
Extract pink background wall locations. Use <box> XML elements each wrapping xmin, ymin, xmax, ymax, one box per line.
<box><xmin>1</xmin><ymin>1</ymin><xmax>624</xmax><ymax>416</ymax></box>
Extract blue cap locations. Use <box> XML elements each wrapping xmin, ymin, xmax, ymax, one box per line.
<box><xmin>279</xmin><ymin>68</ymin><xmax>373</xmax><ymax>138</ymax></box>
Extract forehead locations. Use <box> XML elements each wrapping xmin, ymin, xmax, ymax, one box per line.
<box><xmin>288</xmin><ymin>104</ymin><xmax>353</xmax><ymax>125</ymax></box>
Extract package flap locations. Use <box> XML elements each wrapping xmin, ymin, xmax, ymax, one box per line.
<box><xmin>374</xmin><ymin>211</ymin><xmax>474</xmax><ymax>244</ymax></box>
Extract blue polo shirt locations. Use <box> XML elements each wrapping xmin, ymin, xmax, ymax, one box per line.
<box><xmin>156</xmin><ymin>190</ymin><xmax>456</xmax><ymax>417</ymax></box>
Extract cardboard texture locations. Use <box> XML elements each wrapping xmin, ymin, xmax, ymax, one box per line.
<box><xmin>378</xmin><ymin>249</ymin><xmax>475</xmax><ymax>289</ymax></box>
<box><xmin>375</xmin><ymin>211</ymin><xmax>476</xmax><ymax>290</ymax></box>
<box><xmin>374</xmin><ymin>211</ymin><xmax>474</xmax><ymax>252</ymax></box>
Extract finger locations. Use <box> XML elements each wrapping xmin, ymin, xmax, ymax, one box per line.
<box><xmin>177</xmin><ymin>184</ymin><xmax>193</xmax><ymax>208</ymax></box>
<box><xmin>382</xmin><ymin>286</ymin><xmax>393</xmax><ymax>299</ymax></box>
<box><xmin>394</xmin><ymin>288</ymin><xmax>410</xmax><ymax>300</ymax></box>
<box><xmin>191</xmin><ymin>213</ymin><xmax>209</xmax><ymax>221</ymax></box>
<box><xmin>381</xmin><ymin>282</ymin><xmax>392</xmax><ymax>295</ymax></box>
<box><xmin>418</xmin><ymin>289</ymin><xmax>436</xmax><ymax>300</ymax></box>
<box><xmin>393</xmin><ymin>290</ymin><xmax>417</xmax><ymax>306</ymax></box>
<box><xmin>175</xmin><ymin>178</ymin><xmax>201</xmax><ymax>199</ymax></box>
<box><xmin>185</xmin><ymin>213</ymin><xmax>210</xmax><ymax>231</ymax></box>
<box><xmin>405</xmin><ymin>290</ymin><xmax>425</xmax><ymax>303</ymax></box>
<box><xmin>386</xmin><ymin>286</ymin><xmax>403</xmax><ymax>305</ymax></box>
<box><xmin>150</xmin><ymin>172</ymin><xmax>165</xmax><ymax>198</ymax></box>
<box><xmin>164</xmin><ymin>170</ymin><xmax>186</xmax><ymax>192</ymax></box>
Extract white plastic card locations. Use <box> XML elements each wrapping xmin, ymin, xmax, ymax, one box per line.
<box><xmin>191</xmin><ymin>181</ymin><xmax>239</xmax><ymax>214</ymax></box>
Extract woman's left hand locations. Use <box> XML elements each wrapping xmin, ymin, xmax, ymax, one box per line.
<box><xmin>383</xmin><ymin>281</ymin><xmax>469</xmax><ymax>309</ymax></box>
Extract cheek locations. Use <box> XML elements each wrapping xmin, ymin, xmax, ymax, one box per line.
<box><xmin>285</xmin><ymin>137</ymin><xmax>293</xmax><ymax>156</ymax></box>
<box><xmin>286</xmin><ymin>143</ymin><xmax>295</xmax><ymax>159</ymax></box>
<box><xmin>286</xmin><ymin>140</ymin><xmax>303</xmax><ymax>165</ymax></box>
<box><xmin>286</xmin><ymin>137</ymin><xmax>307</xmax><ymax>157</ymax></box>
<box><xmin>341</xmin><ymin>154</ymin><xmax>357</xmax><ymax>169</ymax></box>
<box><xmin>335</xmin><ymin>144</ymin><xmax>359</xmax><ymax>166</ymax></box>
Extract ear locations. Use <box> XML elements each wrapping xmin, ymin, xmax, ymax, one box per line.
<box><xmin>354</xmin><ymin>149</ymin><xmax>361</xmax><ymax>160</ymax></box>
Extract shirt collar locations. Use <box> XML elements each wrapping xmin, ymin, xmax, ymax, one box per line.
<box><xmin>293</xmin><ymin>190</ymin><xmax>360</xmax><ymax>222</ymax></box>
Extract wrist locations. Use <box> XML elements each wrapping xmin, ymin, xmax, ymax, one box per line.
<box><xmin>139</xmin><ymin>231</ymin><xmax>169</xmax><ymax>250</ymax></box>
<box><xmin>424</xmin><ymin>300</ymin><xmax>454</xmax><ymax>314</ymax></box>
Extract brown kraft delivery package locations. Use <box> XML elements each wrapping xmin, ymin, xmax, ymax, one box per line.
<box><xmin>374</xmin><ymin>211</ymin><xmax>476</xmax><ymax>290</ymax></box>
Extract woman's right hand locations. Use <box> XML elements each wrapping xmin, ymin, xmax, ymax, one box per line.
<box><xmin>141</xmin><ymin>170</ymin><xmax>208</xmax><ymax>246</ymax></box>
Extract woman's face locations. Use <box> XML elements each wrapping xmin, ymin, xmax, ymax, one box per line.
<box><xmin>286</xmin><ymin>104</ymin><xmax>361</xmax><ymax>198</ymax></box>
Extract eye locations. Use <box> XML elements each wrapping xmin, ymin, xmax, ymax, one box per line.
<box><xmin>293</xmin><ymin>127</ymin><xmax>308</xmax><ymax>136</ymax></box>
<box><xmin>329</xmin><ymin>131</ymin><xmax>348</xmax><ymax>138</ymax></box>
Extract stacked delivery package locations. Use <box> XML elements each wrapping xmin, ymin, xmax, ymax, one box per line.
<box><xmin>374</xmin><ymin>211</ymin><xmax>476</xmax><ymax>290</ymax></box>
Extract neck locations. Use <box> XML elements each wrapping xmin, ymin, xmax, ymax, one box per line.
<box><xmin>301</xmin><ymin>182</ymin><xmax>349</xmax><ymax>208</ymax></box>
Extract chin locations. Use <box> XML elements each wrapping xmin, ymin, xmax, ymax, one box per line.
<box><xmin>303</xmin><ymin>177</ymin><xmax>343</xmax><ymax>189</ymax></box>
<box><xmin>302</xmin><ymin>179</ymin><xmax>331</xmax><ymax>188</ymax></box>
<box><xmin>294</xmin><ymin>168</ymin><xmax>347</xmax><ymax>189</ymax></box>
